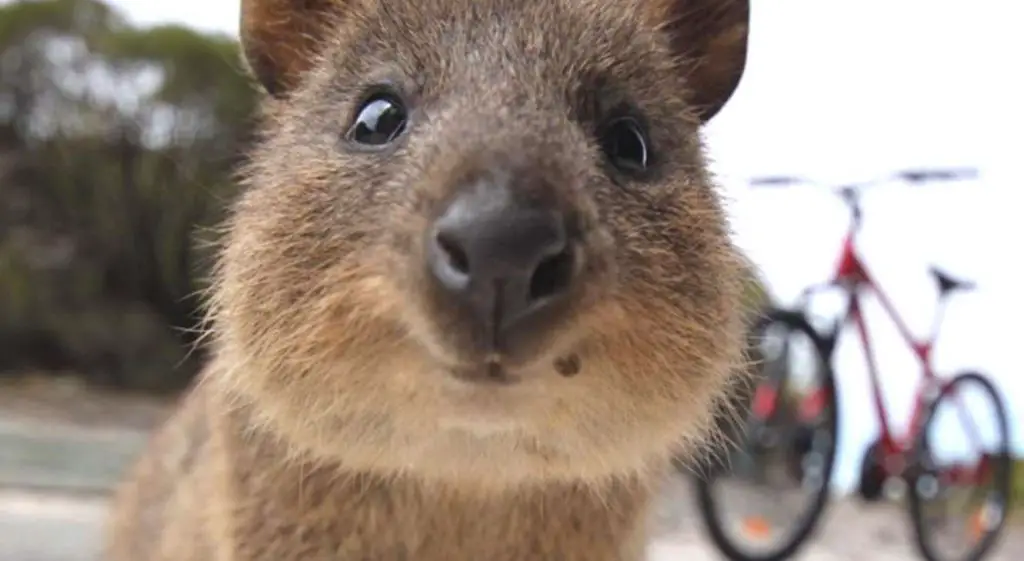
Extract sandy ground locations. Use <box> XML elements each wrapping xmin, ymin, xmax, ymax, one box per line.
<box><xmin>0</xmin><ymin>490</ymin><xmax>108</xmax><ymax>561</ymax></box>
<box><xmin>2</xmin><ymin>478</ymin><xmax>1021</xmax><ymax>561</ymax></box>
<box><xmin>0</xmin><ymin>379</ymin><xmax>1020</xmax><ymax>561</ymax></box>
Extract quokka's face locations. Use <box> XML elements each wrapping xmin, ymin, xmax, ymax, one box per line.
<box><xmin>213</xmin><ymin>0</ymin><xmax>750</xmax><ymax>483</ymax></box>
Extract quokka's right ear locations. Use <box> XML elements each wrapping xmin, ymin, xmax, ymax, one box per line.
<box><xmin>644</xmin><ymin>0</ymin><xmax>749</xmax><ymax>123</ymax></box>
<box><xmin>240</xmin><ymin>0</ymin><xmax>346</xmax><ymax>97</ymax></box>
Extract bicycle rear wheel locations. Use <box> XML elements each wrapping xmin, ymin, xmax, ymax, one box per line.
<box><xmin>693</xmin><ymin>308</ymin><xmax>839</xmax><ymax>561</ymax></box>
<box><xmin>908</xmin><ymin>371</ymin><xmax>1013</xmax><ymax>561</ymax></box>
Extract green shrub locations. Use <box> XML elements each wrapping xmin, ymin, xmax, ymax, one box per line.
<box><xmin>0</xmin><ymin>0</ymin><xmax>254</xmax><ymax>393</ymax></box>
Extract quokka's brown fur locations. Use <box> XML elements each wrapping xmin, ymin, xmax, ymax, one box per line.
<box><xmin>104</xmin><ymin>0</ymin><xmax>752</xmax><ymax>559</ymax></box>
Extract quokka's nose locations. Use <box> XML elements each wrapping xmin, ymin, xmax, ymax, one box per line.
<box><xmin>426</xmin><ymin>174</ymin><xmax>577</xmax><ymax>340</ymax></box>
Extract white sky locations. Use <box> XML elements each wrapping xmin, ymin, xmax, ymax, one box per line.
<box><xmin>80</xmin><ymin>0</ymin><xmax>1024</xmax><ymax>492</ymax></box>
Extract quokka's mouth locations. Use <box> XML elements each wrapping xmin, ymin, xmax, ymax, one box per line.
<box><xmin>445</xmin><ymin>350</ymin><xmax>583</xmax><ymax>386</ymax></box>
<box><xmin>448</xmin><ymin>359</ymin><xmax>521</xmax><ymax>386</ymax></box>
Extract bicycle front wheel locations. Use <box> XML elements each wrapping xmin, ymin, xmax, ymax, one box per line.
<box><xmin>908</xmin><ymin>371</ymin><xmax>1013</xmax><ymax>561</ymax></box>
<box><xmin>693</xmin><ymin>308</ymin><xmax>839</xmax><ymax>561</ymax></box>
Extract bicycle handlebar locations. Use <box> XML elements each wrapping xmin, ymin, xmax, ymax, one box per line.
<box><xmin>748</xmin><ymin>167</ymin><xmax>978</xmax><ymax>191</ymax></box>
<box><xmin>748</xmin><ymin>167</ymin><xmax>979</xmax><ymax>230</ymax></box>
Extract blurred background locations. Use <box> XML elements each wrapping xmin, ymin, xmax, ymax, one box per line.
<box><xmin>0</xmin><ymin>1</ymin><xmax>1020</xmax><ymax>560</ymax></box>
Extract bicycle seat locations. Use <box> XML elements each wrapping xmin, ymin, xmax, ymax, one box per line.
<box><xmin>928</xmin><ymin>265</ymin><xmax>976</xmax><ymax>295</ymax></box>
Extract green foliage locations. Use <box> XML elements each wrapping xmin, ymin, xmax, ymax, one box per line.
<box><xmin>0</xmin><ymin>0</ymin><xmax>257</xmax><ymax>392</ymax></box>
<box><xmin>0</xmin><ymin>0</ymin><xmax>122</xmax><ymax>46</ymax></box>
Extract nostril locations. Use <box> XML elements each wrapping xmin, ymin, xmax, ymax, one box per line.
<box><xmin>528</xmin><ymin>247</ymin><xmax>574</xmax><ymax>301</ymax></box>
<box><xmin>436</xmin><ymin>231</ymin><xmax>470</xmax><ymax>276</ymax></box>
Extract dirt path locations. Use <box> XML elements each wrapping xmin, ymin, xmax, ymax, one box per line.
<box><xmin>0</xmin><ymin>490</ymin><xmax>108</xmax><ymax>561</ymax></box>
<box><xmin>654</xmin><ymin>476</ymin><xmax>1023</xmax><ymax>561</ymax></box>
<box><xmin>3</xmin><ymin>478</ymin><xmax>1021</xmax><ymax>561</ymax></box>
<box><xmin>0</xmin><ymin>381</ymin><xmax>1020</xmax><ymax>561</ymax></box>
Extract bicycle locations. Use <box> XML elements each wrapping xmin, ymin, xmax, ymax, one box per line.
<box><xmin>691</xmin><ymin>168</ymin><xmax>1013</xmax><ymax>561</ymax></box>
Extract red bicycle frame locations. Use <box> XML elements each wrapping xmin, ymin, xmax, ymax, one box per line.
<box><xmin>829</xmin><ymin>202</ymin><xmax>942</xmax><ymax>466</ymax></box>
<box><xmin>770</xmin><ymin>185</ymin><xmax>987</xmax><ymax>483</ymax></box>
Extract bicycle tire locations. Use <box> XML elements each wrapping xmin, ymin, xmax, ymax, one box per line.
<box><xmin>907</xmin><ymin>371</ymin><xmax>1013</xmax><ymax>561</ymax></box>
<box><xmin>693</xmin><ymin>308</ymin><xmax>840</xmax><ymax>561</ymax></box>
